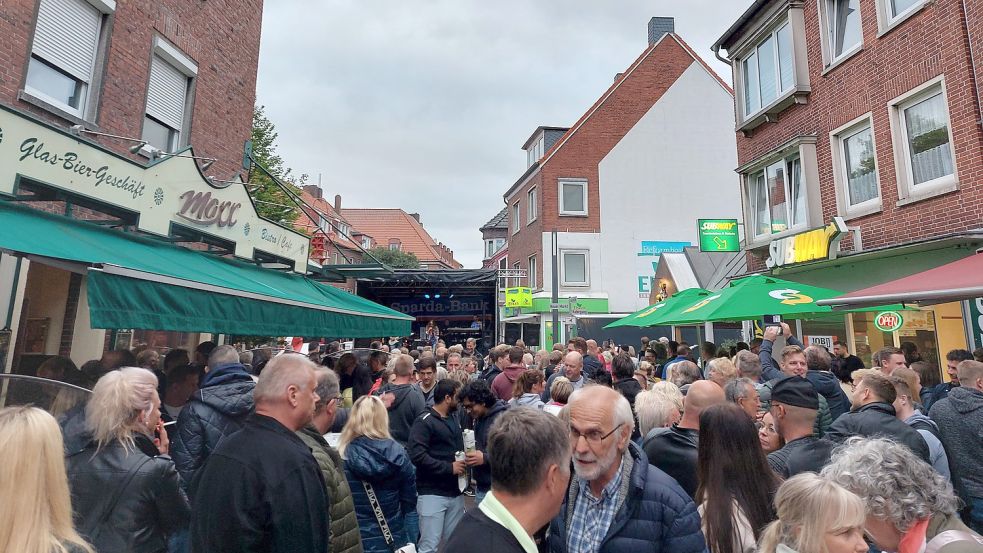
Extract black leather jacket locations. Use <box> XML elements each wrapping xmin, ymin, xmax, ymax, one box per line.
<box><xmin>66</xmin><ymin>433</ymin><xmax>190</xmax><ymax>553</ymax></box>
<box><xmin>641</xmin><ymin>424</ymin><xmax>699</xmax><ymax>498</ymax></box>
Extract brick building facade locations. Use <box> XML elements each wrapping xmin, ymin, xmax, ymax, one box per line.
<box><xmin>713</xmin><ymin>0</ymin><xmax>983</xmax><ymax>368</ymax></box>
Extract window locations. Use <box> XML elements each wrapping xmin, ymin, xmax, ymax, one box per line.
<box><xmin>528</xmin><ymin>255</ymin><xmax>537</xmax><ymax>289</ymax></box>
<box><xmin>318</xmin><ymin>216</ymin><xmax>331</xmax><ymax>233</ymax></box>
<box><xmin>527</xmin><ymin>136</ymin><xmax>545</xmax><ymax>168</ymax></box>
<box><xmin>879</xmin><ymin>0</ymin><xmax>926</xmax><ymax>28</ymax></box>
<box><xmin>821</xmin><ymin>0</ymin><xmax>863</xmax><ymax>65</ymax></box>
<box><xmin>361</xmin><ymin>237</ymin><xmax>372</xmax><ymax>249</ymax></box>
<box><xmin>889</xmin><ymin>80</ymin><xmax>957</xmax><ymax>200</ymax></box>
<box><xmin>143</xmin><ymin>39</ymin><xmax>197</xmax><ymax>152</ymax></box>
<box><xmin>559</xmin><ymin>178</ymin><xmax>588</xmax><ymax>216</ymax></box>
<box><xmin>388</xmin><ymin>239</ymin><xmax>401</xmax><ymax>251</ymax></box>
<box><xmin>831</xmin><ymin>116</ymin><xmax>880</xmax><ymax>217</ymax></box>
<box><xmin>527</xmin><ymin>187</ymin><xmax>538</xmax><ymax>223</ymax></box>
<box><xmin>560</xmin><ymin>250</ymin><xmax>589</xmax><ymax>286</ymax></box>
<box><xmin>746</xmin><ymin>154</ymin><xmax>806</xmax><ymax>237</ymax></box>
<box><xmin>338</xmin><ymin>222</ymin><xmax>351</xmax><ymax>238</ymax></box>
<box><xmin>512</xmin><ymin>202</ymin><xmax>520</xmax><ymax>234</ymax></box>
<box><xmin>25</xmin><ymin>0</ymin><xmax>111</xmax><ymax>117</ymax></box>
<box><xmin>484</xmin><ymin>238</ymin><xmax>505</xmax><ymax>258</ymax></box>
<box><xmin>740</xmin><ymin>21</ymin><xmax>795</xmax><ymax>117</ymax></box>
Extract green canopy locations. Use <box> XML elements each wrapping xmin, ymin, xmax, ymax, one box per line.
<box><xmin>658</xmin><ymin>274</ymin><xmax>901</xmax><ymax>325</ymax></box>
<box><xmin>0</xmin><ymin>201</ymin><xmax>413</xmax><ymax>337</ymax></box>
<box><xmin>604</xmin><ymin>287</ymin><xmax>713</xmax><ymax>328</ymax></box>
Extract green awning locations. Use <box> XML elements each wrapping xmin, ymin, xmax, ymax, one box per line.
<box><xmin>0</xmin><ymin>201</ymin><xmax>412</xmax><ymax>337</ymax></box>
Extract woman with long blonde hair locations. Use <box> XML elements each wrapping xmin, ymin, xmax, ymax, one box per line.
<box><xmin>341</xmin><ymin>395</ymin><xmax>417</xmax><ymax>553</ymax></box>
<box><xmin>0</xmin><ymin>406</ymin><xmax>93</xmax><ymax>553</ymax></box>
<box><xmin>758</xmin><ymin>473</ymin><xmax>868</xmax><ymax>553</ymax></box>
<box><xmin>67</xmin><ymin>367</ymin><xmax>189</xmax><ymax>553</ymax></box>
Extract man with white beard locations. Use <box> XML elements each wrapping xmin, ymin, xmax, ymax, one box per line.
<box><xmin>546</xmin><ymin>385</ymin><xmax>706</xmax><ymax>553</ymax></box>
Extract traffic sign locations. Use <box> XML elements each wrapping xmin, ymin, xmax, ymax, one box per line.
<box><xmin>874</xmin><ymin>311</ymin><xmax>904</xmax><ymax>332</ymax></box>
<box><xmin>698</xmin><ymin>219</ymin><xmax>740</xmax><ymax>252</ymax></box>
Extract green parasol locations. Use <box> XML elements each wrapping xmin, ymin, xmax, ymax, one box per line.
<box><xmin>659</xmin><ymin>274</ymin><xmax>903</xmax><ymax>325</ymax></box>
<box><xmin>604</xmin><ymin>287</ymin><xmax>713</xmax><ymax>328</ymax></box>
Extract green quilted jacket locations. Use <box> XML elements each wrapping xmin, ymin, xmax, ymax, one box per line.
<box><xmin>298</xmin><ymin>426</ymin><xmax>364</xmax><ymax>553</ymax></box>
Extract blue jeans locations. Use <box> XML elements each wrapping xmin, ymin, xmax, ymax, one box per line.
<box><xmin>971</xmin><ymin>497</ymin><xmax>983</xmax><ymax>534</ymax></box>
<box><xmin>475</xmin><ymin>490</ymin><xmax>487</xmax><ymax>505</ymax></box>
<box><xmin>417</xmin><ymin>495</ymin><xmax>465</xmax><ymax>553</ymax></box>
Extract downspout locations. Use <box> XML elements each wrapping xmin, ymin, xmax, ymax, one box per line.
<box><xmin>712</xmin><ymin>45</ymin><xmax>731</xmax><ymax>66</ymax></box>
<box><xmin>961</xmin><ymin>0</ymin><xmax>983</xmax><ymax>127</ymax></box>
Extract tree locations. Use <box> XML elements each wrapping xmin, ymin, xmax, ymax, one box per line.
<box><xmin>366</xmin><ymin>247</ymin><xmax>420</xmax><ymax>269</ymax></box>
<box><xmin>249</xmin><ymin>105</ymin><xmax>306</xmax><ymax>225</ymax></box>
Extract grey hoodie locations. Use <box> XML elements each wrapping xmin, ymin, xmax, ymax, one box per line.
<box><xmin>904</xmin><ymin>412</ymin><xmax>951</xmax><ymax>480</ymax></box>
<box><xmin>512</xmin><ymin>392</ymin><xmax>545</xmax><ymax>410</ymax></box>
<box><xmin>930</xmin><ymin>387</ymin><xmax>983</xmax><ymax>496</ymax></box>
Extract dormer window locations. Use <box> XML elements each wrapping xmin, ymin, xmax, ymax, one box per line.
<box><xmin>388</xmin><ymin>239</ymin><xmax>401</xmax><ymax>251</ymax></box>
<box><xmin>527</xmin><ymin>135</ymin><xmax>545</xmax><ymax>168</ymax></box>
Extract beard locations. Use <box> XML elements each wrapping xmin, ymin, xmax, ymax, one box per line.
<box><xmin>573</xmin><ymin>441</ymin><xmax>621</xmax><ymax>482</ymax></box>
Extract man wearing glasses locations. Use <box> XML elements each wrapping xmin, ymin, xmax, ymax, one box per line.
<box><xmin>297</xmin><ymin>368</ymin><xmax>362</xmax><ymax>553</ymax></box>
<box><xmin>549</xmin><ymin>385</ymin><xmax>705</xmax><ymax>553</ymax></box>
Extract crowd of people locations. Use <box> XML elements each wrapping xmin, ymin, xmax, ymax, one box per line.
<box><xmin>2</xmin><ymin>326</ymin><xmax>983</xmax><ymax>553</ymax></box>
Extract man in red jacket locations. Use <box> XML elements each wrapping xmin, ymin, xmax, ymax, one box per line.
<box><xmin>491</xmin><ymin>346</ymin><xmax>527</xmax><ymax>401</ymax></box>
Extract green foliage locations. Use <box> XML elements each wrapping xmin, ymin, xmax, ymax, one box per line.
<box><xmin>910</xmin><ymin>127</ymin><xmax>949</xmax><ymax>156</ymax></box>
<box><xmin>366</xmin><ymin>247</ymin><xmax>420</xmax><ymax>269</ymax></box>
<box><xmin>249</xmin><ymin>105</ymin><xmax>306</xmax><ymax>225</ymax></box>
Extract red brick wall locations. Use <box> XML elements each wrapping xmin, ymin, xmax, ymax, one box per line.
<box><xmin>733</xmin><ymin>0</ymin><xmax>983</xmax><ymax>256</ymax></box>
<box><xmin>506</xmin><ymin>36</ymin><xmax>697</xmax><ymax>288</ymax></box>
<box><xmin>0</xmin><ymin>0</ymin><xmax>263</xmax><ymax>180</ymax></box>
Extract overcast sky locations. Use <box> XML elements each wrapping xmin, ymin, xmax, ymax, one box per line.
<box><xmin>256</xmin><ymin>1</ymin><xmax>751</xmax><ymax>268</ymax></box>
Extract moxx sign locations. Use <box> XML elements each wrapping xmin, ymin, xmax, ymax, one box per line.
<box><xmin>0</xmin><ymin>105</ymin><xmax>310</xmax><ymax>272</ymax></box>
<box><xmin>766</xmin><ymin>218</ymin><xmax>848</xmax><ymax>269</ymax></box>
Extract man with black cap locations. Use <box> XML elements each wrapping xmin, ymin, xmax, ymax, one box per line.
<box><xmin>767</xmin><ymin>376</ymin><xmax>837</xmax><ymax>478</ymax></box>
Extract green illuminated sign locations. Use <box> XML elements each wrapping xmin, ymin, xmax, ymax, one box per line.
<box><xmin>698</xmin><ymin>219</ymin><xmax>740</xmax><ymax>252</ymax></box>
<box><xmin>874</xmin><ymin>311</ymin><xmax>904</xmax><ymax>332</ymax></box>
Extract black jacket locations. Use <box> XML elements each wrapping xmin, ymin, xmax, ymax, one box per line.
<box><xmin>826</xmin><ymin>402</ymin><xmax>931</xmax><ymax>462</ymax></box>
<box><xmin>614</xmin><ymin>378</ymin><xmax>643</xmax><ymax>440</ymax></box>
<box><xmin>641</xmin><ymin>424</ymin><xmax>699</xmax><ymax>498</ymax></box>
<box><xmin>171</xmin><ymin>362</ymin><xmax>255</xmax><ymax>489</ymax></box>
<box><xmin>472</xmin><ymin>401</ymin><xmax>509</xmax><ymax>492</ymax></box>
<box><xmin>806</xmin><ymin>370</ymin><xmax>852</xmax><ymax>421</ymax></box>
<box><xmin>481</xmin><ymin>364</ymin><xmax>503</xmax><ymax>386</ymax></box>
<box><xmin>375</xmin><ymin>382</ymin><xmax>425</xmax><ymax>446</ymax></box>
<box><xmin>446</xmin><ymin>507</ymin><xmax>527</xmax><ymax>553</ymax></box>
<box><xmin>66</xmin><ymin>434</ymin><xmax>190</xmax><ymax>553</ymax></box>
<box><xmin>582</xmin><ymin>355</ymin><xmax>602</xmax><ymax>380</ymax></box>
<box><xmin>408</xmin><ymin>407</ymin><xmax>465</xmax><ymax>497</ymax></box>
<box><xmin>190</xmin><ymin>414</ymin><xmax>329</xmax><ymax>553</ymax></box>
<box><xmin>767</xmin><ymin>435</ymin><xmax>837</xmax><ymax>478</ymax></box>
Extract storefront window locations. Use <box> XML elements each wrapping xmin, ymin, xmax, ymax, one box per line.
<box><xmin>131</xmin><ymin>329</ymin><xmax>199</xmax><ymax>355</ymax></box>
<box><xmin>800</xmin><ymin>316</ymin><xmax>848</xmax><ymax>353</ymax></box>
<box><xmin>851</xmin><ymin>310</ymin><xmax>939</xmax><ymax>368</ymax></box>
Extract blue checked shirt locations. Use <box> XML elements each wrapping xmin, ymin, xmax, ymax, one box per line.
<box><xmin>566</xmin><ymin>459</ymin><xmax>625</xmax><ymax>553</ymax></box>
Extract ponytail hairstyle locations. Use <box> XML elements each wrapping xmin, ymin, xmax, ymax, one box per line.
<box><xmin>86</xmin><ymin>367</ymin><xmax>158</xmax><ymax>451</ymax></box>
<box><xmin>512</xmin><ymin>368</ymin><xmax>545</xmax><ymax>399</ymax></box>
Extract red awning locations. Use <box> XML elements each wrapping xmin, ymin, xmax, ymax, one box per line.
<box><xmin>817</xmin><ymin>252</ymin><xmax>983</xmax><ymax>309</ymax></box>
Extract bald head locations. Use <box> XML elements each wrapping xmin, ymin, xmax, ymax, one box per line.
<box><xmin>563</xmin><ymin>351</ymin><xmax>584</xmax><ymax>381</ymax></box>
<box><xmin>680</xmin><ymin>380</ymin><xmax>726</xmax><ymax>429</ymax></box>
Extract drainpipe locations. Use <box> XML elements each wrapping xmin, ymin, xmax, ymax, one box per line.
<box><xmin>961</xmin><ymin>0</ymin><xmax>983</xmax><ymax>126</ymax></box>
<box><xmin>712</xmin><ymin>45</ymin><xmax>731</xmax><ymax>66</ymax></box>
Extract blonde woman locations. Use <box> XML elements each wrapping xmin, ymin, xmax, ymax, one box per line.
<box><xmin>758</xmin><ymin>473</ymin><xmax>868</xmax><ymax>553</ymax></box>
<box><xmin>66</xmin><ymin>367</ymin><xmax>189</xmax><ymax>553</ymax></box>
<box><xmin>0</xmin><ymin>406</ymin><xmax>93</xmax><ymax>553</ymax></box>
<box><xmin>340</xmin><ymin>395</ymin><xmax>417</xmax><ymax>553</ymax></box>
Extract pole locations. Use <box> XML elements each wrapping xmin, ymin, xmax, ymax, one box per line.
<box><xmin>551</xmin><ymin>230</ymin><xmax>559</xmax><ymax>346</ymax></box>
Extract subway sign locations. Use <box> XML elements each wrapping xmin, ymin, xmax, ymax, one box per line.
<box><xmin>766</xmin><ymin>218</ymin><xmax>848</xmax><ymax>269</ymax></box>
<box><xmin>698</xmin><ymin>219</ymin><xmax>740</xmax><ymax>252</ymax></box>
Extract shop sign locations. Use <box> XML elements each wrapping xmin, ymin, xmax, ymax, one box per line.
<box><xmin>874</xmin><ymin>311</ymin><xmax>904</xmax><ymax>332</ymax></box>
<box><xmin>966</xmin><ymin>298</ymin><xmax>983</xmax><ymax>349</ymax></box>
<box><xmin>636</xmin><ymin>241</ymin><xmax>690</xmax><ymax>298</ymax></box>
<box><xmin>804</xmin><ymin>335</ymin><xmax>835</xmax><ymax>349</ymax></box>
<box><xmin>698</xmin><ymin>219</ymin><xmax>740</xmax><ymax>252</ymax></box>
<box><xmin>0</xmin><ymin>106</ymin><xmax>310</xmax><ymax>272</ymax></box>
<box><xmin>504</xmin><ymin>287</ymin><xmax>533</xmax><ymax>308</ymax></box>
<box><xmin>766</xmin><ymin>218</ymin><xmax>848</xmax><ymax>269</ymax></box>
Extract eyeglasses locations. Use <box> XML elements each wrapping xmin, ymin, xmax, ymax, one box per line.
<box><xmin>569</xmin><ymin>423</ymin><xmax>623</xmax><ymax>445</ymax></box>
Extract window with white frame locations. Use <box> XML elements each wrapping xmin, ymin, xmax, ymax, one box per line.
<box><xmin>831</xmin><ymin>116</ymin><xmax>880</xmax><ymax>215</ymax></box>
<box><xmin>527</xmin><ymin>187</ymin><xmax>538</xmax><ymax>223</ymax></box>
<box><xmin>821</xmin><ymin>0</ymin><xmax>863</xmax><ymax>65</ymax></box>
<box><xmin>512</xmin><ymin>202</ymin><xmax>520</xmax><ymax>234</ymax></box>
<box><xmin>338</xmin><ymin>221</ymin><xmax>351</xmax><ymax>238</ymax></box>
<box><xmin>890</xmin><ymin>80</ymin><xmax>956</xmax><ymax>198</ymax></box>
<box><xmin>746</xmin><ymin>154</ymin><xmax>807</xmax><ymax>238</ymax></box>
<box><xmin>560</xmin><ymin>250</ymin><xmax>589</xmax><ymax>286</ymax></box>
<box><xmin>879</xmin><ymin>0</ymin><xmax>927</xmax><ymax>28</ymax></box>
<box><xmin>25</xmin><ymin>0</ymin><xmax>112</xmax><ymax>117</ymax></box>
<box><xmin>362</xmin><ymin>237</ymin><xmax>372</xmax><ymax>249</ymax></box>
<box><xmin>527</xmin><ymin>136</ymin><xmax>545</xmax><ymax>168</ymax></box>
<box><xmin>389</xmin><ymin>239</ymin><xmax>401</xmax><ymax>251</ymax></box>
<box><xmin>559</xmin><ymin>178</ymin><xmax>587</xmax><ymax>216</ymax></box>
<box><xmin>528</xmin><ymin>255</ymin><xmax>537</xmax><ymax>288</ymax></box>
<box><xmin>484</xmin><ymin>238</ymin><xmax>505</xmax><ymax>258</ymax></box>
<box><xmin>740</xmin><ymin>20</ymin><xmax>795</xmax><ymax>118</ymax></box>
<box><xmin>143</xmin><ymin>39</ymin><xmax>197</xmax><ymax>152</ymax></box>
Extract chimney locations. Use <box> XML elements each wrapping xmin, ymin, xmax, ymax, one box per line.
<box><xmin>334</xmin><ymin>194</ymin><xmax>342</xmax><ymax>212</ymax></box>
<box><xmin>302</xmin><ymin>184</ymin><xmax>322</xmax><ymax>199</ymax></box>
<box><xmin>648</xmin><ymin>17</ymin><xmax>674</xmax><ymax>45</ymax></box>
<box><xmin>409</xmin><ymin>213</ymin><xmax>421</xmax><ymax>223</ymax></box>
<box><xmin>614</xmin><ymin>72</ymin><xmax>624</xmax><ymax>82</ymax></box>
